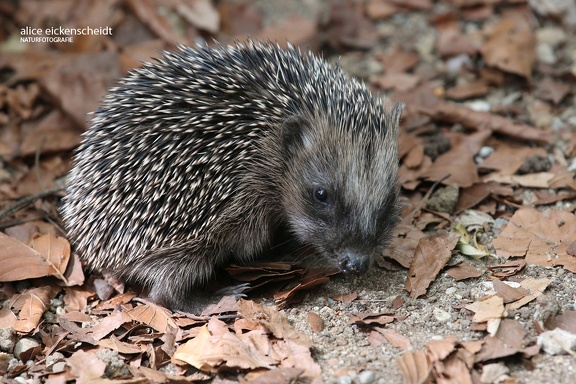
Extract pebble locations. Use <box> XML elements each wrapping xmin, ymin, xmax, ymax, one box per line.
<box><xmin>536</xmin><ymin>27</ymin><xmax>567</xmax><ymax>46</ymax></box>
<box><xmin>537</xmin><ymin>328</ymin><xmax>576</xmax><ymax>355</ymax></box>
<box><xmin>478</xmin><ymin>146</ymin><xmax>494</xmax><ymax>159</ymax></box>
<box><xmin>358</xmin><ymin>370</ymin><xmax>376</xmax><ymax>383</ymax></box>
<box><xmin>537</xmin><ymin>43</ymin><xmax>557</xmax><ymax>64</ymax></box>
<box><xmin>466</xmin><ymin>100</ymin><xmax>490</xmax><ymax>112</ymax></box>
<box><xmin>433</xmin><ymin>307</ymin><xmax>452</xmax><ymax>323</ymax></box>
<box><xmin>13</xmin><ymin>338</ymin><xmax>40</xmax><ymax>361</ymax></box>
<box><xmin>0</xmin><ymin>327</ymin><xmax>15</xmax><ymax>352</ymax></box>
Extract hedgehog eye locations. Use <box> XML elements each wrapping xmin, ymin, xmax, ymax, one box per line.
<box><xmin>314</xmin><ymin>187</ymin><xmax>329</xmax><ymax>203</ymax></box>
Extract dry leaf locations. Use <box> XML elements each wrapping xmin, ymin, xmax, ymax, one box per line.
<box><xmin>397</xmin><ymin>350</ymin><xmax>432</xmax><ymax>384</ymax></box>
<box><xmin>493</xmin><ymin>207</ymin><xmax>576</xmax><ymax>272</ymax></box>
<box><xmin>465</xmin><ymin>295</ymin><xmax>505</xmax><ymax>323</ymax></box>
<box><xmin>406</xmin><ymin>231</ymin><xmax>460</xmax><ymax>298</ymax></box>
<box><xmin>66</xmin><ymin>349</ymin><xmax>106</xmax><ymax>382</ymax></box>
<box><xmin>375</xmin><ymin>327</ymin><xmax>412</xmax><ymax>349</ymax></box>
<box><xmin>447</xmin><ymin>263</ymin><xmax>483</xmax><ymax>280</ymax></box>
<box><xmin>349</xmin><ymin>312</ymin><xmax>398</xmax><ymax>326</ymax></box>
<box><xmin>307</xmin><ymin>312</ymin><xmax>324</xmax><ymax>333</ymax></box>
<box><xmin>126</xmin><ymin>300</ymin><xmax>178</xmax><ymax>333</ymax></box>
<box><xmin>12</xmin><ymin>286</ymin><xmax>59</xmax><ymax>333</ymax></box>
<box><xmin>0</xmin><ymin>233</ymin><xmax>70</xmax><ymax>283</ymax></box>
<box><xmin>481</xmin><ymin>10</ymin><xmax>535</xmax><ymax>80</ymax></box>
<box><xmin>492</xmin><ymin>278</ymin><xmax>528</xmax><ymax>303</ymax></box>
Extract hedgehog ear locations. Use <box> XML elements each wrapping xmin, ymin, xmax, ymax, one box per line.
<box><xmin>280</xmin><ymin>115</ymin><xmax>312</xmax><ymax>160</ymax></box>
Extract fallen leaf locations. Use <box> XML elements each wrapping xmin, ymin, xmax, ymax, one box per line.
<box><xmin>493</xmin><ymin>207</ymin><xmax>576</xmax><ymax>272</ymax></box>
<box><xmin>396</xmin><ymin>350</ymin><xmax>432</xmax><ymax>384</ymax></box>
<box><xmin>465</xmin><ymin>295</ymin><xmax>505</xmax><ymax>323</ymax></box>
<box><xmin>506</xmin><ymin>277</ymin><xmax>550</xmax><ymax>310</ymax></box>
<box><xmin>426</xmin><ymin>335</ymin><xmax>458</xmax><ymax>361</ymax></box>
<box><xmin>447</xmin><ymin>263</ymin><xmax>483</xmax><ymax>281</ymax></box>
<box><xmin>332</xmin><ymin>292</ymin><xmax>358</xmax><ymax>302</ymax></box>
<box><xmin>492</xmin><ymin>278</ymin><xmax>529</xmax><ymax>303</ymax></box>
<box><xmin>66</xmin><ymin>349</ymin><xmax>106</xmax><ymax>382</ymax></box>
<box><xmin>307</xmin><ymin>312</ymin><xmax>324</xmax><ymax>333</ymax></box>
<box><xmin>544</xmin><ymin>310</ymin><xmax>576</xmax><ymax>334</ymax></box>
<box><xmin>12</xmin><ymin>286</ymin><xmax>59</xmax><ymax>333</ymax></box>
<box><xmin>173</xmin><ymin>319</ymin><xmax>274</xmax><ymax>371</ymax></box>
<box><xmin>126</xmin><ymin>300</ymin><xmax>178</xmax><ymax>333</ymax></box>
<box><xmin>349</xmin><ymin>312</ymin><xmax>398</xmax><ymax>326</ymax></box>
<box><xmin>481</xmin><ymin>10</ymin><xmax>535</xmax><ymax>81</ymax></box>
<box><xmin>375</xmin><ymin>327</ymin><xmax>412</xmax><ymax>349</ymax></box>
<box><xmin>488</xmin><ymin>259</ymin><xmax>526</xmax><ymax>278</ymax></box>
<box><xmin>0</xmin><ymin>233</ymin><xmax>70</xmax><ymax>283</ymax></box>
<box><xmin>406</xmin><ymin>231</ymin><xmax>460</xmax><ymax>298</ymax></box>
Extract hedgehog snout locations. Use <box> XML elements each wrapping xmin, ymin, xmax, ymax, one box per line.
<box><xmin>337</xmin><ymin>250</ymin><xmax>371</xmax><ymax>275</ymax></box>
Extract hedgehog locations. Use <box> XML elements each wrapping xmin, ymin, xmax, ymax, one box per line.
<box><xmin>61</xmin><ymin>41</ymin><xmax>403</xmax><ymax>313</ymax></box>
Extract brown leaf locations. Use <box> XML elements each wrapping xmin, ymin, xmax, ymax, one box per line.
<box><xmin>446</xmin><ymin>81</ymin><xmax>489</xmax><ymax>100</ymax></box>
<box><xmin>12</xmin><ymin>286</ymin><xmax>59</xmax><ymax>333</ymax></box>
<box><xmin>332</xmin><ymin>292</ymin><xmax>358</xmax><ymax>302</ymax></box>
<box><xmin>536</xmin><ymin>77</ymin><xmax>572</xmax><ymax>104</ymax></box>
<box><xmin>492</xmin><ymin>207</ymin><xmax>576</xmax><ymax>272</ymax></box>
<box><xmin>0</xmin><ymin>233</ymin><xmax>70</xmax><ymax>283</ymax></box>
<box><xmin>396</xmin><ymin>350</ymin><xmax>432</xmax><ymax>384</ymax></box>
<box><xmin>244</xmin><ymin>367</ymin><xmax>305</xmax><ymax>384</ymax></box>
<box><xmin>506</xmin><ymin>277</ymin><xmax>550</xmax><ymax>310</ymax></box>
<box><xmin>386</xmin><ymin>224</ymin><xmax>426</xmax><ymax>269</ymax></box>
<box><xmin>201</xmin><ymin>294</ymin><xmax>240</xmax><ymax>316</ymax></box>
<box><xmin>59</xmin><ymin>311</ymin><xmax>132</xmax><ymax>342</ymax></box>
<box><xmin>492</xmin><ymin>278</ymin><xmax>529</xmax><ymax>303</ymax></box>
<box><xmin>419</xmin><ymin>130</ymin><xmax>490</xmax><ymax>188</ymax></box>
<box><xmin>419</xmin><ymin>101</ymin><xmax>551</xmax><ymax>143</ymax></box>
<box><xmin>475</xmin><ymin>319</ymin><xmax>524</xmax><ymax>362</ymax></box>
<box><xmin>375</xmin><ymin>327</ymin><xmax>412</xmax><ymax>349</ymax></box>
<box><xmin>237</xmin><ymin>299</ymin><xmax>313</xmax><ymax>348</ymax></box>
<box><xmin>0</xmin><ymin>306</ymin><xmax>17</xmax><ymax>328</ymax></box>
<box><xmin>465</xmin><ymin>295</ymin><xmax>505</xmax><ymax>323</ymax></box>
<box><xmin>488</xmin><ymin>259</ymin><xmax>526</xmax><ymax>278</ymax></box>
<box><xmin>66</xmin><ymin>349</ymin><xmax>106</xmax><ymax>382</ymax></box>
<box><xmin>480</xmin><ymin>10</ymin><xmax>535</xmax><ymax>80</ymax></box>
<box><xmin>253</xmin><ymin>16</ymin><xmax>318</xmax><ymax>49</ymax></box>
<box><xmin>455</xmin><ymin>181</ymin><xmax>514</xmax><ymax>213</ymax></box>
<box><xmin>173</xmin><ymin>318</ymin><xmax>272</xmax><ymax>371</ymax></box>
<box><xmin>376</xmin><ymin>47</ymin><xmax>420</xmax><ymax>74</ymax></box>
<box><xmin>127</xmin><ymin>300</ymin><xmax>178</xmax><ymax>333</ymax></box>
<box><xmin>406</xmin><ymin>231</ymin><xmax>460</xmax><ymax>298</ymax></box>
<box><xmin>426</xmin><ymin>335</ymin><xmax>458</xmax><ymax>361</ymax></box>
<box><xmin>98</xmin><ymin>334</ymin><xmax>143</xmax><ymax>355</ymax></box>
<box><xmin>544</xmin><ymin>310</ymin><xmax>576</xmax><ymax>334</ymax></box>
<box><xmin>307</xmin><ymin>312</ymin><xmax>324</xmax><ymax>333</ymax></box>
<box><xmin>447</xmin><ymin>263</ymin><xmax>483</xmax><ymax>281</ymax></box>
<box><xmin>349</xmin><ymin>312</ymin><xmax>398</xmax><ymax>326</ymax></box>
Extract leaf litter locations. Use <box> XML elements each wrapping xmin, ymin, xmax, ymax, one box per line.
<box><xmin>1</xmin><ymin>0</ymin><xmax>576</xmax><ymax>382</ymax></box>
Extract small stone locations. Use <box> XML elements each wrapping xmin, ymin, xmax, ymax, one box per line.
<box><xmin>51</xmin><ymin>361</ymin><xmax>67</xmax><ymax>373</ymax></box>
<box><xmin>433</xmin><ymin>307</ymin><xmax>452</xmax><ymax>323</ymax></box>
<box><xmin>427</xmin><ymin>184</ymin><xmax>459</xmax><ymax>213</ymax></box>
<box><xmin>478</xmin><ymin>146</ymin><xmax>494</xmax><ymax>159</ymax></box>
<box><xmin>480</xmin><ymin>362</ymin><xmax>509</xmax><ymax>384</ymax></box>
<box><xmin>46</xmin><ymin>352</ymin><xmax>65</xmax><ymax>368</ymax></box>
<box><xmin>537</xmin><ymin>328</ymin><xmax>576</xmax><ymax>355</ymax></box>
<box><xmin>358</xmin><ymin>370</ymin><xmax>376</xmax><ymax>383</ymax></box>
<box><xmin>537</xmin><ymin>43</ymin><xmax>557</xmax><ymax>64</ymax></box>
<box><xmin>536</xmin><ymin>27</ymin><xmax>567</xmax><ymax>47</ymax></box>
<box><xmin>13</xmin><ymin>338</ymin><xmax>40</xmax><ymax>361</ymax></box>
<box><xmin>0</xmin><ymin>327</ymin><xmax>15</xmax><ymax>352</ymax></box>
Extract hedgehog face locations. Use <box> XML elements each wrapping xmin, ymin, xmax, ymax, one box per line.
<box><xmin>279</xmin><ymin>112</ymin><xmax>401</xmax><ymax>273</ymax></box>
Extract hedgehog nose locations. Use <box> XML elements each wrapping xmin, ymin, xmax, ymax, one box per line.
<box><xmin>339</xmin><ymin>251</ymin><xmax>370</xmax><ymax>274</ymax></box>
